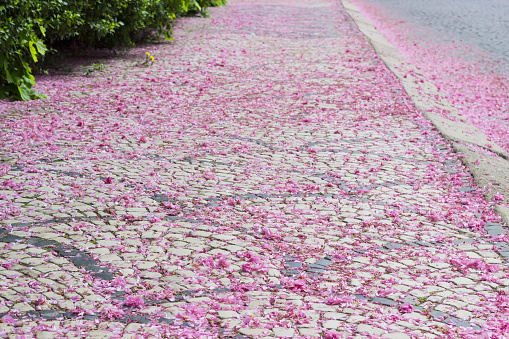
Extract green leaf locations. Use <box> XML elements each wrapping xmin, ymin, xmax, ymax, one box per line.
<box><xmin>21</xmin><ymin>73</ymin><xmax>36</xmax><ymax>86</ymax></box>
<box><xmin>18</xmin><ymin>84</ymin><xmax>32</xmax><ymax>101</ymax></box>
<box><xmin>35</xmin><ymin>40</ymin><xmax>47</xmax><ymax>56</ymax></box>
<box><xmin>4</xmin><ymin>67</ymin><xmax>14</xmax><ymax>84</ymax></box>
<box><xmin>28</xmin><ymin>41</ymin><xmax>38</xmax><ymax>62</ymax></box>
<box><xmin>30</xmin><ymin>89</ymin><xmax>46</xmax><ymax>99</ymax></box>
<box><xmin>39</xmin><ymin>25</ymin><xmax>46</xmax><ymax>37</ymax></box>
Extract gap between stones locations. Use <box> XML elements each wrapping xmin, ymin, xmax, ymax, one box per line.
<box><xmin>1</xmin><ymin>134</ymin><xmax>503</xmax><ymax>332</ymax></box>
<box><xmin>0</xmin><ymin>215</ymin><xmax>492</xmax><ymax>331</ymax></box>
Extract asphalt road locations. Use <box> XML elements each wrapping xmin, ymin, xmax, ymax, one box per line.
<box><xmin>359</xmin><ymin>0</ymin><xmax>509</xmax><ymax>70</ymax></box>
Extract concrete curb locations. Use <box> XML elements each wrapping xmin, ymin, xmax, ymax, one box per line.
<box><xmin>340</xmin><ymin>0</ymin><xmax>509</xmax><ymax>225</ymax></box>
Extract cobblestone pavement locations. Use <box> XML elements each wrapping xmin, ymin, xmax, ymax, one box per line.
<box><xmin>1</xmin><ymin>0</ymin><xmax>509</xmax><ymax>338</ymax></box>
<box><xmin>350</xmin><ymin>0</ymin><xmax>509</xmax><ymax>157</ymax></box>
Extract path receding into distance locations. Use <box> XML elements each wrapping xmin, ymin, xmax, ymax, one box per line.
<box><xmin>1</xmin><ymin>0</ymin><xmax>509</xmax><ymax>337</ymax></box>
<box><xmin>349</xmin><ymin>0</ymin><xmax>509</xmax><ymax>231</ymax></box>
<box><xmin>354</xmin><ymin>0</ymin><xmax>509</xmax><ymax>67</ymax></box>
<box><xmin>348</xmin><ymin>0</ymin><xmax>509</xmax><ymax>200</ymax></box>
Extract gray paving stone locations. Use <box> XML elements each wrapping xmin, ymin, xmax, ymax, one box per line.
<box><xmin>273</xmin><ymin>327</ymin><xmax>295</xmax><ymax>337</ymax></box>
<box><xmin>0</xmin><ymin>0</ymin><xmax>507</xmax><ymax>337</ymax></box>
<box><xmin>382</xmin><ymin>333</ymin><xmax>411</xmax><ymax>339</ymax></box>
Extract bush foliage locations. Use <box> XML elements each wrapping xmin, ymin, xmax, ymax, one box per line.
<box><xmin>0</xmin><ymin>0</ymin><xmax>226</xmax><ymax>100</ymax></box>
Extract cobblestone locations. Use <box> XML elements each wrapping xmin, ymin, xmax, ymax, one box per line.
<box><xmin>0</xmin><ymin>0</ymin><xmax>508</xmax><ymax>337</ymax></box>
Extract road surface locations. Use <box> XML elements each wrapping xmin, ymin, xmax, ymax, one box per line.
<box><xmin>359</xmin><ymin>0</ymin><xmax>509</xmax><ymax>70</ymax></box>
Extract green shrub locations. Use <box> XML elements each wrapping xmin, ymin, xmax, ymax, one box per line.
<box><xmin>0</xmin><ymin>0</ymin><xmax>226</xmax><ymax>101</ymax></box>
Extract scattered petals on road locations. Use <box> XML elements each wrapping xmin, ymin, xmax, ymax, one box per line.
<box><xmin>1</xmin><ymin>0</ymin><xmax>509</xmax><ymax>337</ymax></box>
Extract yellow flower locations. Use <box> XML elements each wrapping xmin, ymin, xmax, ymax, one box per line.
<box><xmin>150</xmin><ymin>56</ymin><xmax>154</xmax><ymax>61</ymax></box>
<box><xmin>146</xmin><ymin>52</ymin><xmax>150</xmax><ymax>56</ymax></box>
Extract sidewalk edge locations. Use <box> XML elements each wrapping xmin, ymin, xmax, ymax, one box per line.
<box><xmin>339</xmin><ymin>0</ymin><xmax>509</xmax><ymax>224</ymax></box>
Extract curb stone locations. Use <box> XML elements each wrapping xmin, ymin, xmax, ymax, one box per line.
<box><xmin>339</xmin><ymin>0</ymin><xmax>509</xmax><ymax>225</ymax></box>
